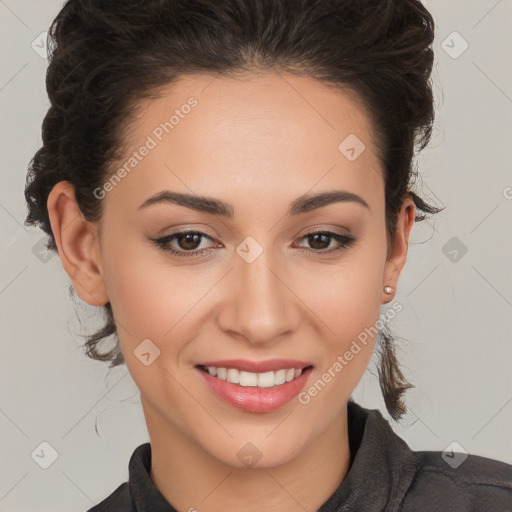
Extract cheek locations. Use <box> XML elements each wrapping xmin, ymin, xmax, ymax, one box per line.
<box><xmin>304</xmin><ymin>236</ymin><xmax>387</xmax><ymax>339</ymax></box>
<box><xmin>101</xmin><ymin>243</ymin><xmax>203</xmax><ymax>408</ymax></box>
<box><xmin>101</xmin><ymin>237</ymin><xmax>218</xmax><ymax>356</ymax></box>
<box><xmin>101</xmin><ymin>237</ymin><xmax>169</xmax><ymax>342</ymax></box>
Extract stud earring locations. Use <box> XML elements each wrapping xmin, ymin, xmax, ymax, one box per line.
<box><xmin>383</xmin><ymin>285</ymin><xmax>394</xmax><ymax>294</ymax></box>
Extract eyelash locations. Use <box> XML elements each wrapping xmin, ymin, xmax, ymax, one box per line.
<box><xmin>150</xmin><ymin>229</ymin><xmax>356</xmax><ymax>259</ymax></box>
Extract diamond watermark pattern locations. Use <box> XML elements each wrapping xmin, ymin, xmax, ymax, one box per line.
<box><xmin>236</xmin><ymin>236</ymin><xmax>263</xmax><ymax>264</ymax></box>
<box><xmin>441</xmin><ymin>31</ymin><xmax>469</xmax><ymax>59</ymax></box>
<box><xmin>237</xmin><ymin>442</ymin><xmax>263</xmax><ymax>467</ymax></box>
<box><xmin>31</xmin><ymin>441</ymin><xmax>58</xmax><ymax>469</ymax></box>
<box><xmin>30</xmin><ymin>31</ymin><xmax>49</xmax><ymax>59</ymax></box>
<box><xmin>31</xmin><ymin>236</ymin><xmax>56</xmax><ymax>263</ymax></box>
<box><xmin>338</xmin><ymin>134</ymin><xmax>366</xmax><ymax>161</ymax></box>
<box><xmin>442</xmin><ymin>441</ymin><xmax>469</xmax><ymax>469</ymax></box>
<box><xmin>134</xmin><ymin>338</ymin><xmax>161</xmax><ymax>366</ymax></box>
<box><xmin>442</xmin><ymin>236</ymin><xmax>468</xmax><ymax>263</ymax></box>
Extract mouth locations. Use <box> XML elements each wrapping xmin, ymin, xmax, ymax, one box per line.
<box><xmin>196</xmin><ymin>364</ymin><xmax>314</xmax><ymax>389</ymax></box>
<box><xmin>195</xmin><ymin>362</ymin><xmax>315</xmax><ymax>413</ymax></box>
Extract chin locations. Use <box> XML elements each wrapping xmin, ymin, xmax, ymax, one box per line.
<box><xmin>203</xmin><ymin>435</ymin><xmax>304</xmax><ymax>470</ymax></box>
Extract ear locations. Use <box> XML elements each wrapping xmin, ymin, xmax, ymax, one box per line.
<box><xmin>381</xmin><ymin>194</ymin><xmax>416</xmax><ymax>304</ymax></box>
<box><xmin>47</xmin><ymin>181</ymin><xmax>108</xmax><ymax>307</ymax></box>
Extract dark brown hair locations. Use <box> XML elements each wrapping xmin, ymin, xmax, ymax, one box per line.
<box><xmin>24</xmin><ymin>0</ymin><xmax>443</xmax><ymax>421</ymax></box>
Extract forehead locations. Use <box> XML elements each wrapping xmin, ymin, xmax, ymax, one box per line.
<box><xmin>107</xmin><ymin>71</ymin><xmax>384</xmax><ymax>212</ymax></box>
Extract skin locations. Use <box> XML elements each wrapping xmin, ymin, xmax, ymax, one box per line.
<box><xmin>47</xmin><ymin>70</ymin><xmax>415</xmax><ymax>511</ymax></box>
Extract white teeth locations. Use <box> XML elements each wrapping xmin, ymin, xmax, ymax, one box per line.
<box><xmin>239</xmin><ymin>371</ymin><xmax>258</xmax><ymax>387</ymax></box>
<box><xmin>226</xmin><ymin>368</ymin><xmax>239</xmax><ymax>383</ymax></box>
<box><xmin>204</xmin><ymin>366</ymin><xmax>307</xmax><ymax>388</ymax></box>
<box><xmin>285</xmin><ymin>368</ymin><xmax>295</xmax><ymax>382</ymax></box>
<box><xmin>258</xmin><ymin>371</ymin><xmax>275</xmax><ymax>388</ymax></box>
<box><xmin>274</xmin><ymin>369</ymin><xmax>286</xmax><ymax>385</ymax></box>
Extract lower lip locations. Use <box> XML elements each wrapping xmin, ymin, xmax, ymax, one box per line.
<box><xmin>196</xmin><ymin>366</ymin><xmax>313</xmax><ymax>413</ymax></box>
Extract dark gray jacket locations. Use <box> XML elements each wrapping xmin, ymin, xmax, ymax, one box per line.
<box><xmin>87</xmin><ymin>400</ymin><xmax>512</xmax><ymax>511</ymax></box>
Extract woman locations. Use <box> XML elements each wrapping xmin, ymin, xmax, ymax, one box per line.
<box><xmin>24</xmin><ymin>0</ymin><xmax>512</xmax><ymax>510</ymax></box>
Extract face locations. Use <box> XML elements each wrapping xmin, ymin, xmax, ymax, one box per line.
<box><xmin>48</xmin><ymin>70</ymin><xmax>414</xmax><ymax>469</ymax></box>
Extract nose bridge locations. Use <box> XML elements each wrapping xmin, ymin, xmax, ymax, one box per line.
<box><xmin>220</xmin><ymin>238</ymin><xmax>298</xmax><ymax>344</ymax></box>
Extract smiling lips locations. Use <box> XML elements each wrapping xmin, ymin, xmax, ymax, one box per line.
<box><xmin>195</xmin><ymin>359</ymin><xmax>314</xmax><ymax>413</ymax></box>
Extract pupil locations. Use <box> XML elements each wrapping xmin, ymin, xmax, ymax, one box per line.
<box><xmin>180</xmin><ymin>233</ymin><xmax>200</xmax><ymax>250</ymax></box>
<box><xmin>309</xmin><ymin>233</ymin><xmax>329</xmax><ymax>250</ymax></box>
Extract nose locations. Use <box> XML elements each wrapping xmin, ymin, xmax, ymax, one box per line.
<box><xmin>216</xmin><ymin>246</ymin><xmax>301</xmax><ymax>346</ymax></box>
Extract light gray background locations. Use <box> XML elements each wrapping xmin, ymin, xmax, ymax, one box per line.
<box><xmin>1</xmin><ymin>1</ymin><xmax>511</xmax><ymax>511</ymax></box>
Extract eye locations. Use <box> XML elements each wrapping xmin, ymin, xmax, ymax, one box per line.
<box><xmin>294</xmin><ymin>230</ymin><xmax>356</xmax><ymax>255</ymax></box>
<box><xmin>149</xmin><ymin>229</ymin><xmax>356</xmax><ymax>259</ymax></box>
<box><xmin>150</xmin><ymin>230</ymin><xmax>217</xmax><ymax>259</ymax></box>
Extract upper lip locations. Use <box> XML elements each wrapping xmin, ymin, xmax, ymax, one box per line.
<box><xmin>196</xmin><ymin>359</ymin><xmax>313</xmax><ymax>373</ymax></box>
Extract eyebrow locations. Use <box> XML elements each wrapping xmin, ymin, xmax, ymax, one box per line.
<box><xmin>138</xmin><ymin>189</ymin><xmax>370</xmax><ymax>216</ymax></box>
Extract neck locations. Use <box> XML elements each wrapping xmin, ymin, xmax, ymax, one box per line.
<box><xmin>144</xmin><ymin>399</ymin><xmax>351</xmax><ymax>512</ymax></box>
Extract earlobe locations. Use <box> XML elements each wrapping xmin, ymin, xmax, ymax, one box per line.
<box><xmin>382</xmin><ymin>196</ymin><xmax>416</xmax><ymax>303</ymax></box>
<box><xmin>47</xmin><ymin>181</ymin><xmax>108</xmax><ymax>307</ymax></box>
